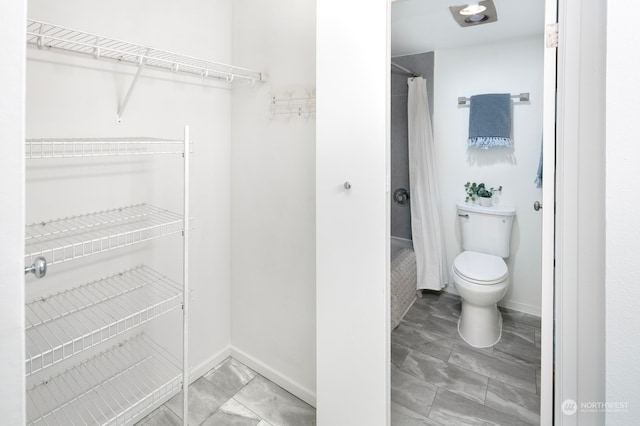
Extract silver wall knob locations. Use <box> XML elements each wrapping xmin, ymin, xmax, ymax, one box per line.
<box><xmin>344</xmin><ymin>181</ymin><xmax>352</xmax><ymax>190</ymax></box>
<box><xmin>393</xmin><ymin>188</ymin><xmax>410</xmax><ymax>206</ymax></box>
<box><xmin>534</xmin><ymin>201</ymin><xmax>542</xmax><ymax>211</ymax></box>
<box><xmin>25</xmin><ymin>256</ymin><xmax>47</xmax><ymax>279</ymax></box>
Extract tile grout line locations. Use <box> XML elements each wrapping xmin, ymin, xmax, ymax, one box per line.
<box><xmin>400</xmin><ymin>327</ymin><xmax>538</xmax><ymax>399</ymax></box>
<box><xmin>214</xmin><ymin>368</ymin><xmax>268</xmax><ymax>425</ymax></box>
<box><xmin>426</xmin><ymin>386</ymin><xmax>439</xmax><ymax>424</ymax></box>
<box><xmin>445</xmin><ymin>356</ymin><xmax>538</xmax><ymax>396</ymax></box>
<box><xmin>397</xmin><ymin>319</ymin><xmax>540</xmax><ymax>370</ymax></box>
<box><xmin>482</xmin><ymin>377</ymin><xmax>490</xmax><ymax>406</ymax></box>
<box><xmin>395</xmin><ymin>298</ymin><xmax>542</xmax><ymax>426</ymax></box>
<box><xmin>229</xmin><ymin>395</ymin><xmax>270</xmax><ymax>426</ymax></box>
<box><xmin>185</xmin><ymin>361</ymin><xmax>268</xmax><ymax>426</ymax></box>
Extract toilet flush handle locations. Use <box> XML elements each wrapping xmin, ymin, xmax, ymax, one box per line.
<box><xmin>458</xmin><ymin>214</ymin><xmax>469</xmax><ymax>218</ymax></box>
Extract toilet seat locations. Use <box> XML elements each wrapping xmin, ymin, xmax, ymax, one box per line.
<box><xmin>453</xmin><ymin>251</ymin><xmax>508</xmax><ymax>285</ymax></box>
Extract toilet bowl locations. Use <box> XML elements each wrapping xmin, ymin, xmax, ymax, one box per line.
<box><xmin>452</xmin><ymin>251</ymin><xmax>509</xmax><ymax>348</ymax></box>
<box><xmin>454</xmin><ymin>202</ymin><xmax>515</xmax><ymax>348</ymax></box>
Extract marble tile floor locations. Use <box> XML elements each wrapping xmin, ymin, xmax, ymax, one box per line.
<box><xmin>392</xmin><ymin>291</ymin><xmax>541</xmax><ymax>426</ymax></box>
<box><xmin>136</xmin><ymin>357</ymin><xmax>316</xmax><ymax>426</ymax></box>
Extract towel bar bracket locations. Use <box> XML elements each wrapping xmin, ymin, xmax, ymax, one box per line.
<box><xmin>458</xmin><ymin>92</ymin><xmax>530</xmax><ymax>106</ymax></box>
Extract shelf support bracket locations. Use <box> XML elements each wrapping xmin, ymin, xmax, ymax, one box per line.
<box><xmin>117</xmin><ymin>48</ymin><xmax>149</xmax><ymax>124</ymax></box>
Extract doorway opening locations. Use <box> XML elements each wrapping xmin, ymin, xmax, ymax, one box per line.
<box><xmin>389</xmin><ymin>0</ymin><xmax>552</xmax><ymax>424</ymax></box>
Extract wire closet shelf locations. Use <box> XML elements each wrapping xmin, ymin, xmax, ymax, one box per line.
<box><xmin>25</xmin><ymin>204</ymin><xmax>184</xmax><ymax>268</ymax></box>
<box><xmin>26</xmin><ymin>333</ymin><xmax>182</xmax><ymax>426</ymax></box>
<box><xmin>25</xmin><ymin>265</ymin><xmax>183</xmax><ymax>377</ymax></box>
<box><xmin>25</xmin><ymin>137</ymin><xmax>189</xmax><ymax>159</ymax></box>
<box><xmin>26</xmin><ymin>19</ymin><xmax>265</xmax><ymax>84</ymax></box>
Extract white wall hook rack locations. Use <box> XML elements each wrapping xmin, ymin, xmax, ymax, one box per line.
<box><xmin>26</xmin><ymin>19</ymin><xmax>267</xmax><ymax>123</ymax></box>
<box><xmin>269</xmin><ymin>88</ymin><xmax>316</xmax><ymax>120</ymax></box>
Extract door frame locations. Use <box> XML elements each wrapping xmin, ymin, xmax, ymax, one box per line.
<box><xmin>382</xmin><ymin>0</ymin><xmax>608</xmax><ymax>423</ymax></box>
<box><xmin>553</xmin><ymin>0</ymin><xmax>607</xmax><ymax>424</ymax></box>
<box><xmin>540</xmin><ymin>0</ymin><xmax>557</xmax><ymax>423</ymax></box>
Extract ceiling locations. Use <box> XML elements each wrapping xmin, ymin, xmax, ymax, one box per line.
<box><xmin>391</xmin><ymin>0</ymin><xmax>544</xmax><ymax>57</ymax></box>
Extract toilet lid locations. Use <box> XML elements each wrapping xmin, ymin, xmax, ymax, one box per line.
<box><xmin>453</xmin><ymin>251</ymin><xmax>508</xmax><ymax>285</ymax></box>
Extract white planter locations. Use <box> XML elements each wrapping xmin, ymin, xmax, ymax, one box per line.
<box><xmin>479</xmin><ymin>197</ymin><xmax>492</xmax><ymax>207</ymax></box>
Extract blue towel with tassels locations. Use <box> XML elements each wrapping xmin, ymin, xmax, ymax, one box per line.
<box><xmin>468</xmin><ymin>93</ymin><xmax>512</xmax><ymax>149</ymax></box>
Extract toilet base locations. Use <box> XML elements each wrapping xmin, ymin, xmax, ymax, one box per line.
<box><xmin>457</xmin><ymin>302</ymin><xmax>503</xmax><ymax>348</ymax></box>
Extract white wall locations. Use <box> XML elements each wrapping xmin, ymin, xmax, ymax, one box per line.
<box><xmin>26</xmin><ymin>0</ymin><xmax>233</xmax><ymax>381</ymax></box>
<box><xmin>317</xmin><ymin>0</ymin><xmax>390</xmax><ymax>424</ymax></box>
<box><xmin>0</xmin><ymin>1</ymin><xmax>26</xmax><ymax>424</ymax></box>
<box><xmin>433</xmin><ymin>36</ymin><xmax>544</xmax><ymax>315</ymax></box>
<box><xmin>606</xmin><ymin>0</ymin><xmax>640</xmax><ymax>423</ymax></box>
<box><xmin>230</xmin><ymin>0</ymin><xmax>317</xmax><ymax>405</ymax></box>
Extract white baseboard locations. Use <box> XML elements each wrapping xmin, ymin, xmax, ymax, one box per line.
<box><xmin>189</xmin><ymin>345</ymin><xmax>232</xmax><ymax>385</ymax></box>
<box><xmin>132</xmin><ymin>345</ymin><xmax>231</xmax><ymax>424</ymax></box>
<box><xmin>498</xmin><ymin>299</ymin><xmax>541</xmax><ymax>317</ymax></box>
<box><xmin>230</xmin><ymin>345</ymin><xmax>317</xmax><ymax>408</ymax></box>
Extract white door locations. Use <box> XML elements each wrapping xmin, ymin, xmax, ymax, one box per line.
<box><xmin>316</xmin><ymin>0</ymin><xmax>391</xmax><ymax>425</ymax></box>
<box><xmin>0</xmin><ymin>1</ymin><xmax>27</xmax><ymax>424</ymax></box>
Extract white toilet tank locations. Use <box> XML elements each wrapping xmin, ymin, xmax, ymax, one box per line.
<box><xmin>457</xmin><ymin>201</ymin><xmax>516</xmax><ymax>258</ymax></box>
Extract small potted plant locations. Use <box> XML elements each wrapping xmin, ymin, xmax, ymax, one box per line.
<box><xmin>464</xmin><ymin>182</ymin><xmax>502</xmax><ymax>207</ymax></box>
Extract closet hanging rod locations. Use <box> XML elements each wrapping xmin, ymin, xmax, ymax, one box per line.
<box><xmin>458</xmin><ymin>92</ymin><xmax>530</xmax><ymax>106</ymax></box>
<box><xmin>26</xmin><ymin>19</ymin><xmax>267</xmax><ymax>84</ymax></box>
<box><xmin>391</xmin><ymin>61</ymin><xmax>421</xmax><ymax>77</ymax></box>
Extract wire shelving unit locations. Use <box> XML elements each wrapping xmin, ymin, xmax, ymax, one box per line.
<box><xmin>26</xmin><ymin>19</ymin><xmax>265</xmax><ymax>84</ymax></box>
<box><xmin>26</xmin><ymin>333</ymin><xmax>182</xmax><ymax>426</ymax></box>
<box><xmin>25</xmin><ymin>204</ymin><xmax>183</xmax><ymax>268</ymax></box>
<box><xmin>24</xmin><ymin>126</ymin><xmax>192</xmax><ymax>424</ymax></box>
<box><xmin>26</xmin><ymin>265</ymin><xmax>183</xmax><ymax>377</ymax></box>
<box><xmin>25</xmin><ymin>137</ymin><xmax>187</xmax><ymax>159</ymax></box>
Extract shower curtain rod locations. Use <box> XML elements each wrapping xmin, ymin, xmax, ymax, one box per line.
<box><xmin>391</xmin><ymin>61</ymin><xmax>421</xmax><ymax>77</ymax></box>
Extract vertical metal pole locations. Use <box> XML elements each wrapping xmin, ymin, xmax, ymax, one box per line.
<box><xmin>182</xmin><ymin>125</ymin><xmax>190</xmax><ymax>426</ymax></box>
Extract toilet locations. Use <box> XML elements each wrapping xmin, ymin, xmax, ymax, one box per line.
<box><xmin>452</xmin><ymin>201</ymin><xmax>516</xmax><ymax>348</ymax></box>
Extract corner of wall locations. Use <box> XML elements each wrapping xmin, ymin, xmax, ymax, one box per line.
<box><xmin>229</xmin><ymin>0</ymin><xmax>317</xmax><ymax>405</ymax></box>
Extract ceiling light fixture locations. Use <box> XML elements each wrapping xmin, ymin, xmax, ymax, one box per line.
<box><xmin>459</xmin><ymin>3</ymin><xmax>487</xmax><ymax>16</ymax></box>
<box><xmin>449</xmin><ymin>0</ymin><xmax>497</xmax><ymax>27</ymax></box>
<box><xmin>465</xmin><ymin>13</ymin><xmax>489</xmax><ymax>23</ymax></box>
